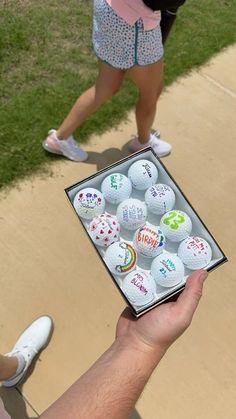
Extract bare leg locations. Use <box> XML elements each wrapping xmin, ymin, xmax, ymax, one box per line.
<box><xmin>57</xmin><ymin>62</ymin><xmax>125</xmax><ymax>139</ymax></box>
<box><xmin>0</xmin><ymin>354</ymin><xmax>18</xmax><ymax>381</ymax></box>
<box><xmin>127</xmin><ymin>59</ymin><xmax>164</xmax><ymax>144</ymax></box>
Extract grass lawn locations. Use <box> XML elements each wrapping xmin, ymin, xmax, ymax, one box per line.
<box><xmin>0</xmin><ymin>0</ymin><xmax>236</xmax><ymax>188</ymax></box>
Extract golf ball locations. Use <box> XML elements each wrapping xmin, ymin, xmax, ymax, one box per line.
<box><xmin>133</xmin><ymin>224</ymin><xmax>165</xmax><ymax>258</ymax></box>
<box><xmin>122</xmin><ymin>270</ymin><xmax>157</xmax><ymax>307</ymax></box>
<box><xmin>104</xmin><ymin>241</ymin><xmax>137</xmax><ymax>275</ymax></box>
<box><xmin>73</xmin><ymin>188</ymin><xmax>105</xmax><ymax>220</ymax></box>
<box><xmin>178</xmin><ymin>236</ymin><xmax>212</xmax><ymax>269</ymax></box>
<box><xmin>160</xmin><ymin>210</ymin><xmax>192</xmax><ymax>242</ymax></box>
<box><xmin>151</xmin><ymin>253</ymin><xmax>185</xmax><ymax>288</ymax></box>
<box><xmin>128</xmin><ymin>159</ymin><xmax>158</xmax><ymax>190</ymax></box>
<box><xmin>88</xmin><ymin>213</ymin><xmax>120</xmax><ymax>247</ymax></box>
<box><xmin>101</xmin><ymin>173</ymin><xmax>132</xmax><ymax>204</ymax></box>
<box><xmin>145</xmin><ymin>184</ymin><xmax>175</xmax><ymax>215</ymax></box>
<box><xmin>116</xmin><ymin>198</ymin><xmax>147</xmax><ymax>230</ymax></box>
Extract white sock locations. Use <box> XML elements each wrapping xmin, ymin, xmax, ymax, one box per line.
<box><xmin>5</xmin><ymin>353</ymin><xmax>26</xmax><ymax>380</ymax></box>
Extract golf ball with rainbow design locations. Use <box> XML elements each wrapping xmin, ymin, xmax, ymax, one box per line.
<box><xmin>73</xmin><ymin>188</ymin><xmax>105</xmax><ymax>220</ymax></box>
<box><xmin>178</xmin><ymin>236</ymin><xmax>212</xmax><ymax>269</ymax></box>
<box><xmin>104</xmin><ymin>241</ymin><xmax>137</xmax><ymax>276</ymax></box>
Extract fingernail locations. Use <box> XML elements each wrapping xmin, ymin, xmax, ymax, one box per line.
<box><xmin>200</xmin><ymin>270</ymin><xmax>208</xmax><ymax>282</ymax></box>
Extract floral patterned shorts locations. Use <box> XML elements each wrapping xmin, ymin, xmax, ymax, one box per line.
<box><xmin>92</xmin><ymin>0</ymin><xmax>164</xmax><ymax>70</ymax></box>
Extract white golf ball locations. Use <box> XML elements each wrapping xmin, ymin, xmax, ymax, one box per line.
<box><xmin>73</xmin><ymin>188</ymin><xmax>105</xmax><ymax>220</ymax></box>
<box><xmin>178</xmin><ymin>236</ymin><xmax>212</xmax><ymax>270</ymax></box>
<box><xmin>104</xmin><ymin>241</ymin><xmax>137</xmax><ymax>275</ymax></box>
<box><xmin>122</xmin><ymin>270</ymin><xmax>156</xmax><ymax>306</ymax></box>
<box><xmin>133</xmin><ymin>224</ymin><xmax>165</xmax><ymax>258</ymax></box>
<box><xmin>151</xmin><ymin>253</ymin><xmax>185</xmax><ymax>288</ymax></box>
<box><xmin>160</xmin><ymin>210</ymin><xmax>192</xmax><ymax>242</ymax></box>
<box><xmin>101</xmin><ymin>173</ymin><xmax>132</xmax><ymax>204</ymax></box>
<box><xmin>145</xmin><ymin>184</ymin><xmax>175</xmax><ymax>215</ymax></box>
<box><xmin>128</xmin><ymin>159</ymin><xmax>158</xmax><ymax>190</ymax></box>
<box><xmin>116</xmin><ymin>198</ymin><xmax>147</xmax><ymax>230</ymax></box>
<box><xmin>88</xmin><ymin>213</ymin><xmax>120</xmax><ymax>247</ymax></box>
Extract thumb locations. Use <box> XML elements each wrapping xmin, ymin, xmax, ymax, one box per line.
<box><xmin>175</xmin><ymin>269</ymin><xmax>208</xmax><ymax>322</ymax></box>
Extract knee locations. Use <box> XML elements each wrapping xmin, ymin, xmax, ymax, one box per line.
<box><xmin>95</xmin><ymin>79</ymin><xmax>123</xmax><ymax>102</ymax></box>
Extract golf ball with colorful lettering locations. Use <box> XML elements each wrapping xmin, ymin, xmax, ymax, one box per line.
<box><xmin>160</xmin><ymin>210</ymin><xmax>192</xmax><ymax>242</ymax></box>
<box><xmin>73</xmin><ymin>188</ymin><xmax>105</xmax><ymax>220</ymax></box>
<box><xmin>145</xmin><ymin>184</ymin><xmax>175</xmax><ymax>215</ymax></box>
<box><xmin>133</xmin><ymin>224</ymin><xmax>165</xmax><ymax>258</ymax></box>
<box><xmin>128</xmin><ymin>159</ymin><xmax>158</xmax><ymax>190</ymax></box>
<box><xmin>151</xmin><ymin>253</ymin><xmax>185</xmax><ymax>287</ymax></box>
<box><xmin>178</xmin><ymin>236</ymin><xmax>212</xmax><ymax>269</ymax></box>
<box><xmin>104</xmin><ymin>241</ymin><xmax>137</xmax><ymax>276</ymax></box>
<box><xmin>116</xmin><ymin>198</ymin><xmax>147</xmax><ymax>230</ymax></box>
<box><xmin>122</xmin><ymin>270</ymin><xmax>157</xmax><ymax>306</ymax></box>
<box><xmin>101</xmin><ymin>173</ymin><xmax>132</xmax><ymax>204</ymax></box>
<box><xmin>88</xmin><ymin>213</ymin><xmax>120</xmax><ymax>247</ymax></box>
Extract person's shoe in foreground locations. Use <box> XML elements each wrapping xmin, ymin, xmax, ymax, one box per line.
<box><xmin>2</xmin><ymin>316</ymin><xmax>53</xmax><ymax>387</ymax></box>
<box><xmin>42</xmin><ymin>129</ymin><xmax>88</xmax><ymax>162</ymax></box>
<box><xmin>130</xmin><ymin>130</ymin><xmax>172</xmax><ymax>157</ymax></box>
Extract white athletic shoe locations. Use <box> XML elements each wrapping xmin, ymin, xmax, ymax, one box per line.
<box><xmin>129</xmin><ymin>130</ymin><xmax>171</xmax><ymax>157</ymax></box>
<box><xmin>2</xmin><ymin>316</ymin><xmax>53</xmax><ymax>387</ymax></box>
<box><xmin>42</xmin><ymin>129</ymin><xmax>88</xmax><ymax>161</ymax></box>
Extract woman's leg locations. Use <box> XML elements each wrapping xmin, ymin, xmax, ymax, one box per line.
<box><xmin>0</xmin><ymin>354</ymin><xmax>18</xmax><ymax>381</ymax></box>
<box><xmin>57</xmin><ymin>62</ymin><xmax>125</xmax><ymax>139</ymax></box>
<box><xmin>127</xmin><ymin>59</ymin><xmax>164</xmax><ymax>144</ymax></box>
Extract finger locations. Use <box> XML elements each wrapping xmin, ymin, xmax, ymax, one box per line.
<box><xmin>175</xmin><ymin>269</ymin><xmax>208</xmax><ymax>322</ymax></box>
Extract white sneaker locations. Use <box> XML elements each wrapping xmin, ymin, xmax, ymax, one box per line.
<box><xmin>42</xmin><ymin>129</ymin><xmax>88</xmax><ymax>162</ymax></box>
<box><xmin>129</xmin><ymin>131</ymin><xmax>171</xmax><ymax>157</ymax></box>
<box><xmin>2</xmin><ymin>316</ymin><xmax>53</xmax><ymax>387</ymax></box>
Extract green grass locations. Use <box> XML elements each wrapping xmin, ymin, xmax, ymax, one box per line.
<box><xmin>0</xmin><ymin>0</ymin><xmax>236</xmax><ymax>189</ymax></box>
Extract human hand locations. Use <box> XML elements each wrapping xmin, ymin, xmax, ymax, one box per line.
<box><xmin>116</xmin><ymin>269</ymin><xmax>208</xmax><ymax>356</ymax></box>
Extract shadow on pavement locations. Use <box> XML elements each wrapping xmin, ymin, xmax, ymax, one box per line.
<box><xmin>85</xmin><ymin>142</ymin><xmax>133</xmax><ymax>171</ymax></box>
<box><xmin>0</xmin><ymin>387</ymin><xmax>38</xmax><ymax>419</ymax></box>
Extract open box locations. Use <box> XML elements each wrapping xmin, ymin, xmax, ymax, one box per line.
<box><xmin>65</xmin><ymin>147</ymin><xmax>227</xmax><ymax>317</ymax></box>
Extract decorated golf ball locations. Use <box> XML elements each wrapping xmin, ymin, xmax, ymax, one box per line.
<box><xmin>104</xmin><ymin>241</ymin><xmax>137</xmax><ymax>275</ymax></box>
<box><xmin>151</xmin><ymin>253</ymin><xmax>185</xmax><ymax>287</ymax></box>
<box><xmin>145</xmin><ymin>184</ymin><xmax>175</xmax><ymax>215</ymax></box>
<box><xmin>128</xmin><ymin>159</ymin><xmax>158</xmax><ymax>190</ymax></box>
<box><xmin>122</xmin><ymin>270</ymin><xmax>157</xmax><ymax>307</ymax></box>
<box><xmin>178</xmin><ymin>236</ymin><xmax>212</xmax><ymax>269</ymax></box>
<box><xmin>116</xmin><ymin>198</ymin><xmax>147</xmax><ymax>230</ymax></box>
<box><xmin>73</xmin><ymin>188</ymin><xmax>105</xmax><ymax>220</ymax></box>
<box><xmin>160</xmin><ymin>210</ymin><xmax>192</xmax><ymax>242</ymax></box>
<box><xmin>88</xmin><ymin>213</ymin><xmax>120</xmax><ymax>247</ymax></box>
<box><xmin>101</xmin><ymin>173</ymin><xmax>132</xmax><ymax>204</ymax></box>
<box><xmin>133</xmin><ymin>224</ymin><xmax>165</xmax><ymax>258</ymax></box>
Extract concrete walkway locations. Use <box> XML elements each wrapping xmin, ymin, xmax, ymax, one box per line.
<box><xmin>0</xmin><ymin>44</ymin><xmax>236</xmax><ymax>419</ymax></box>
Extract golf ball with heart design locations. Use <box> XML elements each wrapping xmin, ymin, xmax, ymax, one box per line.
<box><xmin>160</xmin><ymin>210</ymin><xmax>192</xmax><ymax>242</ymax></box>
<box><xmin>128</xmin><ymin>159</ymin><xmax>158</xmax><ymax>190</ymax></box>
<box><xmin>73</xmin><ymin>188</ymin><xmax>105</xmax><ymax>220</ymax></box>
<box><xmin>104</xmin><ymin>241</ymin><xmax>137</xmax><ymax>275</ymax></box>
<box><xmin>116</xmin><ymin>198</ymin><xmax>147</xmax><ymax>230</ymax></box>
<box><xmin>133</xmin><ymin>224</ymin><xmax>165</xmax><ymax>258</ymax></box>
<box><xmin>145</xmin><ymin>183</ymin><xmax>175</xmax><ymax>215</ymax></box>
<box><xmin>178</xmin><ymin>236</ymin><xmax>212</xmax><ymax>269</ymax></box>
<box><xmin>101</xmin><ymin>173</ymin><xmax>132</xmax><ymax>204</ymax></box>
<box><xmin>122</xmin><ymin>270</ymin><xmax>157</xmax><ymax>306</ymax></box>
<box><xmin>151</xmin><ymin>253</ymin><xmax>185</xmax><ymax>287</ymax></box>
<box><xmin>88</xmin><ymin>213</ymin><xmax>120</xmax><ymax>247</ymax></box>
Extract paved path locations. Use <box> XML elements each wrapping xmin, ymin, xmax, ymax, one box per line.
<box><xmin>0</xmin><ymin>44</ymin><xmax>236</xmax><ymax>419</ymax></box>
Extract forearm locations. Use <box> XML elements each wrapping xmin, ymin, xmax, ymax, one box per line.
<box><xmin>41</xmin><ymin>337</ymin><xmax>166</xmax><ymax>419</ymax></box>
